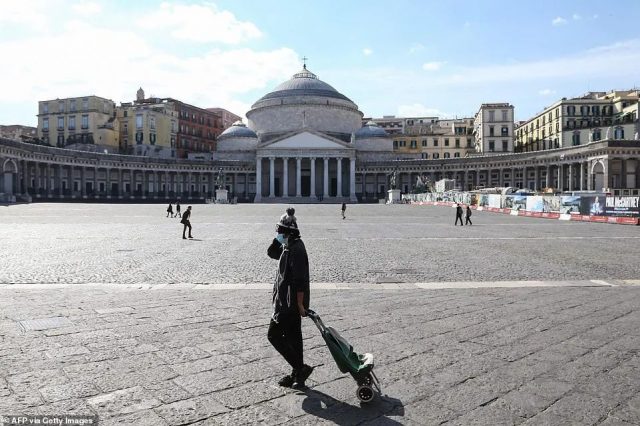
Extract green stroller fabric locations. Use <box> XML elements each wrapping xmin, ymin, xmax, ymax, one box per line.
<box><xmin>324</xmin><ymin>326</ymin><xmax>374</xmax><ymax>375</ymax></box>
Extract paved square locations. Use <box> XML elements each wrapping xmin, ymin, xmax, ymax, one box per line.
<box><xmin>1</xmin><ymin>203</ymin><xmax>639</xmax><ymax>425</ymax></box>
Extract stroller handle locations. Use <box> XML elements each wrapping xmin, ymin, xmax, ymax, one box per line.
<box><xmin>306</xmin><ymin>309</ymin><xmax>318</xmax><ymax>319</ymax></box>
<box><xmin>305</xmin><ymin>309</ymin><xmax>326</xmax><ymax>333</ymax></box>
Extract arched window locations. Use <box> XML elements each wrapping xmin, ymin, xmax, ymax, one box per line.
<box><xmin>614</xmin><ymin>127</ymin><xmax>624</xmax><ymax>139</ymax></box>
<box><xmin>444</xmin><ymin>152</ymin><xmax>450</xmax><ymax>158</ymax></box>
<box><xmin>454</xmin><ymin>152</ymin><xmax>460</xmax><ymax>158</ymax></box>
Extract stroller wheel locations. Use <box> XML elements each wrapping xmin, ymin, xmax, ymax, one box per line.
<box><xmin>356</xmin><ymin>385</ymin><xmax>375</xmax><ymax>403</ymax></box>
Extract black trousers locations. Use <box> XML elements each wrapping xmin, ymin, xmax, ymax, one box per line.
<box><xmin>182</xmin><ymin>221</ymin><xmax>192</xmax><ymax>237</ymax></box>
<box><xmin>465</xmin><ymin>216</ymin><xmax>472</xmax><ymax>225</ymax></box>
<box><xmin>455</xmin><ymin>215</ymin><xmax>464</xmax><ymax>225</ymax></box>
<box><xmin>268</xmin><ymin>315</ymin><xmax>303</xmax><ymax>371</ymax></box>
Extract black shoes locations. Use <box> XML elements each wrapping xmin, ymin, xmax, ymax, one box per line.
<box><xmin>293</xmin><ymin>364</ymin><xmax>314</xmax><ymax>388</ymax></box>
<box><xmin>182</xmin><ymin>236</ymin><xmax>187</xmax><ymax>239</ymax></box>
<box><xmin>188</xmin><ymin>236</ymin><xmax>193</xmax><ymax>239</ymax></box>
<box><xmin>278</xmin><ymin>370</ymin><xmax>296</xmax><ymax>387</ymax></box>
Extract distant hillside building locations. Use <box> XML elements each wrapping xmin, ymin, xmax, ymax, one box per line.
<box><xmin>515</xmin><ymin>90</ymin><xmax>639</xmax><ymax>152</ymax></box>
<box><xmin>37</xmin><ymin>96</ymin><xmax>119</xmax><ymax>153</ymax></box>
<box><xmin>473</xmin><ymin>103</ymin><xmax>515</xmax><ymax>154</ymax></box>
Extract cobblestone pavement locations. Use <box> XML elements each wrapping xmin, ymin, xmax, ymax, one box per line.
<box><xmin>1</xmin><ymin>203</ymin><xmax>640</xmax><ymax>425</ymax></box>
<box><xmin>1</xmin><ymin>284</ymin><xmax>640</xmax><ymax>425</ymax></box>
<box><xmin>1</xmin><ymin>203</ymin><xmax>639</xmax><ymax>284</ymax></box>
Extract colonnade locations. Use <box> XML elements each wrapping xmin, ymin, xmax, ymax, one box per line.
<box><xmin>255</xmin><ymin>156</ymin><xmax>356</xmax><ymax>201</ymax></box>
<box><xmin>16</xmin><ymin>160</ymin><xmax>253</xmax><ymax>200</ymax></box>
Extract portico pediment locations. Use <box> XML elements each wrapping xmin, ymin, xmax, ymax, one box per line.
<box><xmin>259</xmin><ymin>130</ymin><xmax>353</xmax><ymax>150</ymax></box>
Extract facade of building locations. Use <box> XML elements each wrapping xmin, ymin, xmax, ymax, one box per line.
<box><xmin>515</xmin><ymin>90</ymin><xmax>639</xmax><ymax>152</ymax></box>
<box><xmin>117</xmin><ymin>98</ymin><xmax>178</xmax><ymax>159</ymax></box>
<box><xmin>37</xmin><ymin>96</ymin><xmax>119</xmax><ymax>153</ymax></box>
<box><xmin>473</xmin><ymin>103</ymin><xmax>515</xmax><ymax>154</ymax></box>
<box><xmin>391</xmin><ymin>118</ymin><xmax>475</xmax><ymax>162</ymax></box>
<box><xmin>171</xmin><ymin>99</ymin><xmax>223</xmax><ymax>159</ymax></box>
<box><xmin>2</xmin><ymin>71</ymin><xmax>638</xmax><ymax>204</ymax></box>
<box><xmin>206</xmin><ymin>108</ymin><xmax>242</xmax><ymax>130</ymax></box>
<box><xmin>0</xmin><ymin>125</ymin><xmax>37</xmax><ymax>142</ymax></box>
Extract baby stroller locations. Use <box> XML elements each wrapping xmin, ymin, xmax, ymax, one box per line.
<box><xmin>307</xmin><ymin>309</ymin><xmax>381</xmax><ymax>402</ymax></box>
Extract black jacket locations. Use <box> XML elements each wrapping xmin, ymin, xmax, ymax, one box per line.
<box><xmin>181</xmin><ymin>210</ymin><xmax>191</xmax><ymax>223</ymax></box>
<box><xmin>267</xmin><ymin>237</ymin><xmax>310</xmax><ymax>322</ymax></box>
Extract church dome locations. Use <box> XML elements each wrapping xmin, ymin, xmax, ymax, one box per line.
<box><xmin>217</xmin><ymin>121</ymin><xmax>257</xmax><ymax>140</ymax></box>
<box><xmin>355</xmin><ymin>121</ymin><xmax>388</xmax><ymax>139</ymax></box>
<box><xmin>256</xmin><ymin>65</ymin><xmax>353</xmax><ymax>103</ymax></box>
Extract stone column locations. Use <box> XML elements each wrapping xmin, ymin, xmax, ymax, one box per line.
<box><xmin>118</xmin><ymin>169</ymin><xmax>124</xmax><ymax>197</ymax></box>
<box><xmin>296</xmin><ymin>158</ymin><xmax>302</xmax><ymax>197</ymax></box>
<box><xmin>568</xmin><ymin>164</ymin><xmax>573</xmax><ymax>191</ymax></box>
<box><xmin>474</xmin><ymin>170</ymin><xmax>479</xmax><ymax>189</ymax></box>
<box><xmin>523</xmin><ymin>166</ymin><xmax>528</xmax><ymax>190</ymax></box>
<box><xmin>282</xmin><ymin>157</ymin><xmax>289</xmax><ymax>197</ymax></box>
<box><xmin>92</xmin><ymin>167</ymin><xmax>97</xmax><ymax>197</ymax></box>
<box><xmin>129</xmin><ymin>169</ymin><xmax>134</xmax><ymax>197</ymax></box>
<box><xmin>499</xmin><ymin>168</ymin><xmax>504</xmax><ymax>187</ymax></box>
<box><xmin>164</xmin><ymin>172</ymin><xmax>169</xmax><ymax>198</ymax></box>
<box><xmin>545</xmin><ymin>165</ymin><xmax>551</xmax><ymax>188</ymax></box>
<box><xmin>244</xmin><ymin>172</ymin><xmax>249</xmax><ymax>199</ymax></box>
<box><xmin>56</xmin><ymin>165</ymin><xmax>62</xmax><ymax>197</ymax></box>
<box><xmin>603</xmin><ymin>158</ymin><xmax>610</xmax><ymax>191</ymax></box>
<box><xmin>81</xmin><ymin>167</ymin><xmax>86</xmax><ymax>197</ymax></box>
<box><xmin>310</xmin><ymin>157</ymin><xmax>316</xmax><ymax>198</ymax></box>
<box><xmin>45</xmin><ymin>165</ymin><xmax>51</xmax><ymax>197</ymax></box>
<box><xmin>579</xmin><ymin>162</ymin><xmax>585</xmax><ymax>191</ymax></box>
<box><xmin>269</xmin><ymin>157</ymin><xmax>275</xmax><ymax>198</ymax></box>
<box><xmin>22</xmin><ymin>160</ymin><xmax>28</xmax><ymax>195</ymax></box>
<box><xmin>349</xmin><ymin>158</ymin><xmax>356</xmax><ymax>201</ymax></box>
<box><xmin>337</xmin><ymin>157</ymin><xmax>343</xmax><ymax>197</ymax></box>
<box><xmin>587</xmin><ymin>161</ymin><xmax>593</xmax><ymax>191</ymax></box>
<box><xmin>557</xmin><ymin>164</ymin><xmax>563</xmax><ymax>191</ymax></box>
<box><xmin>534</xmin><ymin>166</ymin><xmax>539</xmax><ymax>191</ymax></box>
<box><xmin>106</xmin><ymin>168</ymin><xmax>111</xmax><ymax>197</ymax></box>
<box><xmin>511</xmin><ymin>167</ymin><xmax>516</xmax><ymax>188</ymax></box>
<box><xmin>323</xmin><ymin>157</ymin><xmax>329</xmax><ymax>198</ymax></box>
<box><xmin>621</xmin><ymin>158</ymin><xmax>627</xmax><ymax>189</ymax></box>
<box><xmin>255</xmin><ymin>158</ymin><xmax>262</xmax><ymax>202</ymax></box>
<box><xmin>34</xmin><ymin>163</ymin><xmax>40</xmax><ymax>196</ymax></box>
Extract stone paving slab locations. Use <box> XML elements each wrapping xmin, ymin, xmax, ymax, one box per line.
<box><xmin>2</xmin><ymin>284</ymin><xmax>640</xmax><ymax>425</ymax></box>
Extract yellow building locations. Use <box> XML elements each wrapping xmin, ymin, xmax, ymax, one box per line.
<box><xmin>515</xmin><ymin>90</ymin><xmax>639</xmax><ymax>152</ymax></box>
<box><xmin>37</xmin><ymin>96</ymin><xmax>119</xmax><ymax>152</ymax></box>
<box><xmin>117</xmin><ymin>98</ymin><xmax>178</xmax><ymax>159</ymax></box>
<box><xmin>392</xmin><ymin>118</ymin><xmax>475</xmax><ymax>159</ymax></box>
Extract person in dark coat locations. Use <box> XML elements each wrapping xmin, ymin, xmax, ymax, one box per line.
<box><xmin>455</xmin><ymin>203</ymin><xmax>464</xmax><ymax>226</ymax></box>
<box><xmin>181</xmin><ymin>206</ymin><xmax>192</xmax><ymax>239</ymax></box>
<box><xmin>341</xmin><ymin>203</ymin><xmax>347</xmax><ymax>220</ymax></box>
<box><xmin>166</xmin><ymin>203</ymin><xmax>174</xmax><ymax>218</ymax></box>
<box><xmin>465</xmin><ymin>205</ymin><xmax>473</xmax><ymax>225</ymax></box>
<box><xmin>266</xmin><ymin>209</ymin><xmax>313</xmax><ymax>389</ymax></box>
<box><xmin>175</xmin><ymin>202</ymin><xmax>181</xmax><ymax>218</ymax></box>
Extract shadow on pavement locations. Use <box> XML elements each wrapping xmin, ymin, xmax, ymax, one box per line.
<box><xmin>301</xmin><ymin>388</ymin><xmax>404</xmax><ymax>425</ymax></box>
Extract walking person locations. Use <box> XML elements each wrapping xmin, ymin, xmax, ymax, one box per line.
<box><xmin>465</xmin><ymin>205</ymin><xmax>473</xmax><ymax>225</ymax></box>
<box><xmin>455</xmin><ymin>203</ymin><xmax>464</xmax><ymax>226</ymax></box>
<box><xmin>175</xmin><ymin>201</ymin><xmax>181</xmax><ymax>218</ymax></box>
<box><xmin>181</xmin><ymin>206</ymin><xmax>193</xmax><ymax>239</ymax></box>
<box><xmin>266</xmin><ymin>209</ymin><xmax>314</xmax><ymax>388</ymax></box>
<box><xmin>166</xmin><ymin>203</ymin><xmax>174</xmax><ymax>218</ymax></box>
<box><xmin>341</xmin><ymin>203</ymin><xmax>347</xmax><ymax>220</ymax></box>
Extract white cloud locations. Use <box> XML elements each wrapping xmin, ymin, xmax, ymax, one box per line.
<box><xmin>409</xmin><ymin>43</ymin><xmax>424</xmax><ymax>54</ymax></box>
<box><xmin>72</xmin><ymin>1</ymin><xmax>102</xmax><ymax>17</ymax></box>
<box><xmin>0</xmin><ymin>20</ymin><xmax>299</xmax><ymax>118</ymax></box>
<box><xmin>138</xmin><ymin>2</ymin><xmax>262</xmax><ymax>44</ymax></box>
<box><xmin>363</xmin><ymin>48</ymin><xmax>373</xmax><ymax>56</ymax></box>
<box><xmin>538</xmin><ymin>89</ymin><xmax>556</xmax><ymax>96</ymax></box>
<box><xmin>397</xmin><ymin>103</ymin><xmax>453</xmax><ymax>118</ymax></box>
<box><xmin>0</xmin><ymin>0</ymin><xmax>49</xmax><ymax>30</ymax></box>
<box><xmin>572</xmin><ymin>13</ymin><xmax>582</xmax><ymax>20</ymax></box>
<box><xmin>552</xmin><ymin>16</ymin><xmax>567</xmax><ymax>26</ymax></box>
<box><xmin>422</xmin><ymin>61</ymin><xmax>446</xmax><ymax>71</ymax></box>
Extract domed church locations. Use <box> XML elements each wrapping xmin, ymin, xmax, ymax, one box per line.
<box><xmin>215</xmin><ymin>64</ymin><xmax>394</xmax><ymax>202</ymax></box>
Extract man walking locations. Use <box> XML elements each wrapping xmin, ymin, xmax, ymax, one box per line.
<box><xmin>181</xmin><ymin>205</ymin><xmax>193</xmax><ymax>239</ymax></box>
<box><xmin>176</xmin><ymin>201</ymin><xmax>181</xmax><ymax>218</ymax></box>
<box><xmin>166</xmin><ymin>203</ymin><xmax>174</xmax><ymax>218</ymax></box>
<box><xmin>465</xmin><ymin>205</ymin><xmax>473</xmax><ymax>225</ymax></box>
<box><xmin>341</xmin><ymin>203</ymin><xmax>347</xmax><ymax>220</ymax></box>
<box><xmin>266</xmin><ymin>210</ymin><xmax>314</xmax><ymax>388</ymax></box>
<box><xmin>455</xmin><ymin>203</ymin><xmax>464</xmax><ymax>226</ymax></box>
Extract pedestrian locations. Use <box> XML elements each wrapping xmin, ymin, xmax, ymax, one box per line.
<box><xmin>266</xmin><ymin>209</ymin><xmax>313</xmax><ymax>389</ymax></box>
<box><xmin>175</xmin><ymin>201</ymin><xmax>181</xmax><ymax>218</ymax></box>
<box><xmin>465</xmin><ymin>205</ymin><xmax>473</xmax><ymax>225</ymax></box>
<box><xmin>181</xmin><ymin>206</ymin><xmax>193</xmax><ymax>239</ymax></box>
<box><xmin>341</xmin><ymin>203</ymin><xmax>346</xmax><ymax>220</ymax></box>
<box><xmin>455</xmin><ymin>203</ymin><xmax>464</xmax><ymax>226</ymax></box>
<box><xmin>166</xmin><ymin>203</ymin><xmax>174</xmax><ymax>218</ymax></box>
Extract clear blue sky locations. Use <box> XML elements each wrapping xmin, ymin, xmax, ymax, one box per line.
<box><xmin>1</xmin><ymin>0</ymin><xmax>639</xmax><ymax>126</ymax></box>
